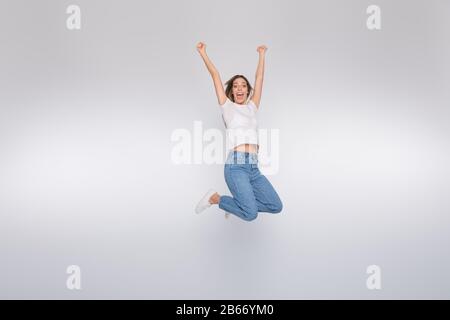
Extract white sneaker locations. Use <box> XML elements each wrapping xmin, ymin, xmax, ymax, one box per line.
<box><xmin>195</xmin><ymin>189</ymin><xmax>217</xmax><ymax>214</ymax></box>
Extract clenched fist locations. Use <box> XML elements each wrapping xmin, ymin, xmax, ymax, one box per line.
<box><xmin>196</xmin><ymin>42</ymin><xmax>207</xmax><ymax>54</ymax></box>
<box><xmin>257</xmin><ymin>45</ymin><xmax>268</xmax><ymax>54</ymax></box>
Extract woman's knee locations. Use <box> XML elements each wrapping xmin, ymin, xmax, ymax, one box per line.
<box><xmin>241</xmin><ymin>206</ymin><xmax>258</xmax><ymax>221</ymax></box>
<box><xmin>242</xmin><ymin>212</ymin><xmax>258</xmax><ymax>221</ymax></box>
<box><xmin>269</xmin><ymin>199</ymin><xmax>283</xmax><ymax>213</ymax></box>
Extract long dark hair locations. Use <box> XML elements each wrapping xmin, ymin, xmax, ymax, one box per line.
<box><xmin>224</xmin><ymin>75</ymin><xmax>253</xmax><ymax>103</ymax></box>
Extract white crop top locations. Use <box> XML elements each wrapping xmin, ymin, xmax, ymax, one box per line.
<box><xmin>219</xmin><ymin>97</ymin><xmax>259</xmax><ymax>151</ymax></box>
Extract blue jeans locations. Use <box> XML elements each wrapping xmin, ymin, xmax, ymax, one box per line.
<box><xmin>218</xmin><ymin>151</ymin><xmax>283</xmax><ymax>221</ymax></box>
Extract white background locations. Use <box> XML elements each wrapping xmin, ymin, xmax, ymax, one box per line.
<box><xmin>0</xmin><ymin>0</ymin><xmax>449</xmax><ymax>298</ymax></box>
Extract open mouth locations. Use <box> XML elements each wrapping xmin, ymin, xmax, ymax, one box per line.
<box><xmin>236</xmin><ymin>93</ymin><xmax>245</xmax><ymax>98</ymax></box>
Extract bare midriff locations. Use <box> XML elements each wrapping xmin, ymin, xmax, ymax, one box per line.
<box><xmin>233</xmin><ymin>143</ymin><xmax>259</xmax><ymax>154</ymax></box>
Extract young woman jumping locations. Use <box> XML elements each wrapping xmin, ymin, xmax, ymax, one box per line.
<box><xmin>194</xmin><ymin>42</ymin><xmax>283</xmax><ymax>221</ymax></box>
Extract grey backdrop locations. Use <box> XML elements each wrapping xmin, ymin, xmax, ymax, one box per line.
<box><xmin>1</xmin><ymin>0</ymin><xmax>449</xmax><ymax>299</ymax></box>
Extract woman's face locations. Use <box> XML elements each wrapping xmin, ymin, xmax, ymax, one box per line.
<box><xmin>232</xmin><ymin>78</ymin><xmax>248</xmax><ymax>104</ymax></box>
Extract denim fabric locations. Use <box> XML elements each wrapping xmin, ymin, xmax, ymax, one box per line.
<box><xmin>219</xmin><ymin>151</ymin><xmax>283</xmax><ymax>221</ymax></box>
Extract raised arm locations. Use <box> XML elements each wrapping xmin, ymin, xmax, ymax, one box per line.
<box><xmin>251</xmin><ymin>45</ymin><xmax>268</xmax><ymax>109</ymax></box>
<box><xmin>196</xmin><ymin>42</ymin><xmax>227</xmax><ymax>106</ymax></box>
